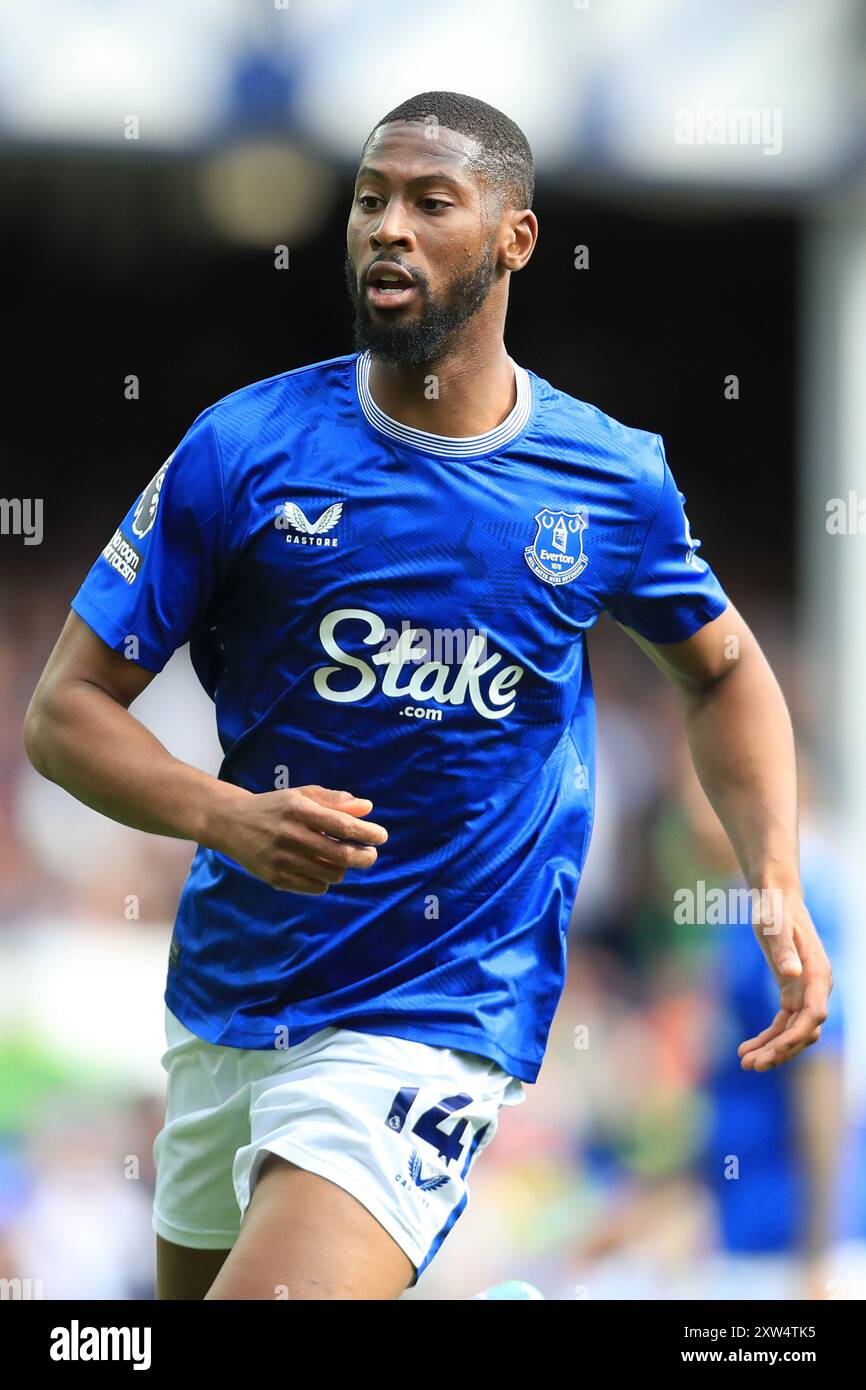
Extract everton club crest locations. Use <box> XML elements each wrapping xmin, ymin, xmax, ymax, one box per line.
<box><xmin>524</xmin><ymin>508</ymin><xmax>588</xmax><ymax>586</ymax></box>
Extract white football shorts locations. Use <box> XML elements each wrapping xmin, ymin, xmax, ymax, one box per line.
<box><xmin>152</xmin><ymin>1005</ymin><xmax>526</xmax><ymax>1285</ymax></box>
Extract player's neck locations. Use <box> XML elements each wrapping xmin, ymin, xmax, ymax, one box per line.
<box><xmin>366</xmin><ymin>344</ymin><xmax>516</xmax><ymax>438</ymax></box>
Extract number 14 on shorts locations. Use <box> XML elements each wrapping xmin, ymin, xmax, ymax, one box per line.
<box><xmin>385</xmin><ymin>1087</ymin><xmax>484</xmax><ymax>1165</ymax></box>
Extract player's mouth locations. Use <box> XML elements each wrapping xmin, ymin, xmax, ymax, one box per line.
<box><xmin>366</xmin><ymin>261</ymin><xmax>418</xmax><ymax>309</ymax></box>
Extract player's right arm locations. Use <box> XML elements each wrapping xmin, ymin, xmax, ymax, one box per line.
<box><xmin>23</xmin><ymin>611</ymin><xmax>386</xmax><ymax>894</ymax></box>
<box><xmin>23</xmin><ymin>404</ymin><xmax>387</xmax><ymax>895</ymax></box>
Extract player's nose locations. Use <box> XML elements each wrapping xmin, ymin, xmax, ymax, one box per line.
<box><xmin>370</xmin><ymin>201</ymin><xmax>415</xmax><ymax>250</ymax></box>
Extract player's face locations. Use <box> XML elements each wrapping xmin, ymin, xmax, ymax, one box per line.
<box><xmin>345</xmin><ymin>122</ymin><xmax>502</xmax><ymax>368</ymax></box>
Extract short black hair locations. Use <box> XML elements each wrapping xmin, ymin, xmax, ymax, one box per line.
<box><xmin>365</xmin><ymin>91</ymin><xmax>534</xmax><ymax>215</ymax></box>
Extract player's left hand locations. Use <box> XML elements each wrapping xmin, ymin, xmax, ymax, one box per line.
<box><xmin>737</xmin><ymin>883</ymin><xmax>833</xmax><ymax>1072</ymax></box>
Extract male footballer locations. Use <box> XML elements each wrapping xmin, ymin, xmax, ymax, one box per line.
<box><xmin>23</xmin><ymin>92</ymin><xmax>832</xmax><ymax>1300</ymax></box>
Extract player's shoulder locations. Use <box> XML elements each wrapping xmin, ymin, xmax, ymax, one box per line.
<box><xmin>528</xmin><ymin>366</ymin><xmax>663</xmax><ymax>477</ymax></box>
<box><xmin>200</xmin><ymin>352</ymin><xmax>357</xmax><ymax>439</ymax></box>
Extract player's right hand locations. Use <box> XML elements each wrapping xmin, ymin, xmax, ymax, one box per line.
<box><xmin>214</xmin><ymin>783</ymin><xmax>388</xmax><ymax>894</ymax></box>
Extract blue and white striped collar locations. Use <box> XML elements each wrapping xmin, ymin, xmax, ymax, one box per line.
<box><xmin>355</xmin><ymin>349</ymin><xmax>532</xmax><ymax>458</ymax></box>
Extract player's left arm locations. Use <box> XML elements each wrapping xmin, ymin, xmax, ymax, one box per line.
<box><xmin>619</xmin><ymin>600</ymin><xmax>833</xmax><ymax>1073</ymax></box>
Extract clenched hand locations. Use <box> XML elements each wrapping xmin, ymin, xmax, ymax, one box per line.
<box><xmin>214</xmin><ymin>783</ymin><xmax>388</xmax><ymax>895</ymax></box>
<box><xmin>739</xmin><ymin>885</ymin><xmax>833</xmax><ymax>1072</ymax></box>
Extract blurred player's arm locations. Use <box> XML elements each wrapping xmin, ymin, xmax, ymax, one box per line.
<box><xmin>793</xmin><ymin>1049</ymin><xmax>846</xmax><ymax>1290</ymax></box>
<box><xmin>22</xmin><ymin>610</ymin><xmax>386</xmax><ymax>893</ymax></box>
<box><xmin>618</xmin><ymin>601</ymin><xmax>833</xmax><ymax>1072</ymax></box>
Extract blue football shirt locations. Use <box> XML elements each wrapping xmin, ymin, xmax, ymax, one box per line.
<box><xmin>71</xmin><ymin>350</ymin><xmax>729</xmax><ymax>1081</ymax></box>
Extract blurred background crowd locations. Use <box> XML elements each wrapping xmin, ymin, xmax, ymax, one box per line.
<box><xmin>1</xmin><ymin>0</ymin><xmax>865</xmax><ymax>1299</ymax></box>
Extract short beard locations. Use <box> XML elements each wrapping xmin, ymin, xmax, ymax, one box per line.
<box><xmin>344</xmin><ymin>241</ymin><xmax>498</xmax><ymax>370</ymax></box>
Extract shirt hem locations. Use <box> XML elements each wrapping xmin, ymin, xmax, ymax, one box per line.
<box><xmin>164</xmin><ymin>982</ymin><xmax>541</xmax><ymax>1084</ymax></box>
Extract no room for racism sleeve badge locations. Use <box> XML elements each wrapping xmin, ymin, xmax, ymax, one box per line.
<box><xmin>523</xmin><ymin>509</ymin><xmax>588</xmax><ymax>585</ymax></box>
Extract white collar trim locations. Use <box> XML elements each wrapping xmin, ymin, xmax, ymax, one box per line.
<box><xmin>356</xmin><ymin>350</ymin><xmax>531</xmax><ymax>457</ymax></box>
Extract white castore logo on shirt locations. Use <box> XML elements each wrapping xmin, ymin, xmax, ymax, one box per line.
<box><xmin>277</xmin><ymin>501</ymin><xmax>344</xmax><ymax>546</ymax></box>
<box><xmin>314</xmin><ymin>608</ymin><xmax>525</xmax><ymax>721</ymax></box>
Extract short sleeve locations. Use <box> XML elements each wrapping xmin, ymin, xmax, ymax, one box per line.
<box><xmin>605</xmin><ymin>436</ymin><xmax>729</xmax><ymax>643</ymax></box>
<box><xmin>70</xmin><ymin>409</ymin><xmax>227</xmax><ymax>672</ymax></box>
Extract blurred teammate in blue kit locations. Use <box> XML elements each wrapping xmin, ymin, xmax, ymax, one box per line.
<box><xmin>24</xmin><ymin>91</ymin><xmax>832</xmax><ymax>1299</ymax></box>
<box><xmin>680</xmin><ymin>763</ymin><xmax>866</xmax><ymax>1300</ymax></box>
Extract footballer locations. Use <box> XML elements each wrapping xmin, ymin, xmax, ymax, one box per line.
<box><xmin>23</xmin><ymin>92</ymin><xmax>833</xmax><ymax>1300</ymax></box>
